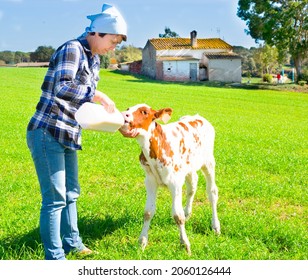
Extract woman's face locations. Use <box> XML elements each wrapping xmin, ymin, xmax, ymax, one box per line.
<box><xmin>90</xmin><ymin>33</ymin><xmax>123</xmax><ymax>55</ymax></box>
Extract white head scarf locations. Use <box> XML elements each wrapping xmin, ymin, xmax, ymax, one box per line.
<box><xmin>82</xmin><ymin>3</ymin><xmax>127</xmax><ymax>41</ymax></box>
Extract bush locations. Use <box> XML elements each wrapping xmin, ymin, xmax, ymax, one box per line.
<box><xmin>298</xmin><ymin>69</ymin><xmax>308</xmax><ymax>83</ymax></box>
<box><xmin>298</xmin><ymin>80</ymin><xmax>307</xmax><ymax>86</ymax></box>
<box><xmin>263</xmin><ymin>73</ymin><xmax>273</xmax><ymax>83</ymax></box>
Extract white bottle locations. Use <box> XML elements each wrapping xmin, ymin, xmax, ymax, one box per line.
<box><xmin>75</xmin><ymin>102</ymin><xmax>124</xmax><ymax>132</ymax></box>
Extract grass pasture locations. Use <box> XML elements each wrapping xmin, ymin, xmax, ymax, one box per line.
<box><xmin>0</xmin><ymin>68</ymin><xmax>307</xmax><ymax>260</ymax></box>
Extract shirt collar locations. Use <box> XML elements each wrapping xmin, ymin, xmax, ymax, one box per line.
<box><xmin>77</xmin><ymin>37</ymin><xmax>92</xmax><ymax>56</ymax></box>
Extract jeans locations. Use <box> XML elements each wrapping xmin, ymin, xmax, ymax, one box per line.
<box><xmin>26</xmin><ymin>128</ymin><xmax>85</xmax><ymax>260</ymax></box>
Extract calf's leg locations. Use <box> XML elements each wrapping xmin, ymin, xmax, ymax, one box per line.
<box><xmin>184</xmin><ymin>172</ymin><xmax>198</xmax><ymax>220</ymax></box>
<box><xmin>169</xmin><ymin>183</ymin><xmax>191</xmax><ymax>255</ymax></box>
<box><xmin>201</xmin><ymin>157</ymin><xmax>220</xmax><ymax>234</ymax></box>
<box><xmin>139</xmin><ymin>174</ymin><xmax>158</xmax><ymax>250</ymax></box>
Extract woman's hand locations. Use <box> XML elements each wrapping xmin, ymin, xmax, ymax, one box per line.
<box><xmin>119</xmin><ymin>127</ymin><xmax>139</xmax><ymax>138</ymax></box>
<box><xmin>93</xmin><ymin>90</ymin><xmax>115</xmax><ymax>113</ymax></box>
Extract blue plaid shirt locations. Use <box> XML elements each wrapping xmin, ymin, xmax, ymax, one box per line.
<box><xmin>27</xmin><ymin>38</ymin><xmax>100</xmax><ymax>150</ymax></box>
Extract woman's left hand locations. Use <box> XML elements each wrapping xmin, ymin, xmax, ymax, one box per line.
<box><xmin>93</xmin><ymin>90</ymin><xmax>115</xmax><ymax>113</ymax></box>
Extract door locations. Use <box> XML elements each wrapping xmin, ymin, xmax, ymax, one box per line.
<box><xmin>190</xmin><ymin>63</ymin><xmax>197</xmax><ymax>81</ymax></box>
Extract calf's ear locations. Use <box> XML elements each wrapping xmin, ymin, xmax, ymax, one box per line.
<box><xmin>155</xmin><ymin>108</ymin><xmax>173</xmax><ymax>124</ymax></box>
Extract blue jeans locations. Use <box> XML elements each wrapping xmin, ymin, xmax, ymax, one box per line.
<box><xmin>27</xmin><ymin>128</ymin><xmax>85</xmax><ymax>260</ymax></box>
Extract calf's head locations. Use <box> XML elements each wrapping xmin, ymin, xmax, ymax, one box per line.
<box><xmin>121</xmin><ymin>104</ymin><xmax>173</xmax><ymax>134</ymax></box>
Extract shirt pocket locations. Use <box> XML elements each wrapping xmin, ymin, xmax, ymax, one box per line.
<box><xmin>78</xmin><ymin>65</ymin><xmax>91</xmax><ymax>85</ymax></box>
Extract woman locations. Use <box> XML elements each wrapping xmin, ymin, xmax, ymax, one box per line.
<box><xmin>27</xmin><ymin>3</ymin><xmax>135</xmax><ymax>260</ymax></box>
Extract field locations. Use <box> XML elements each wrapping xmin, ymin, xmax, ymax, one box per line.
<box><xmin>0</xmin><ymin>68</ymin><xmax>307</xmax><ymax>260</ymax></box>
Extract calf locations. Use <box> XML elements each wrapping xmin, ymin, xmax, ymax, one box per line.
<box><xmin>120</xmin><ymin>104</ymin><xmax>220</xmax><ymax>254</ymax></box>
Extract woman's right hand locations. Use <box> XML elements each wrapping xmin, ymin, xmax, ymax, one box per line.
<box><xmin>119</xmin><ymin>127</ymin><xmax>139</xmax><ymax>138</ymax></box>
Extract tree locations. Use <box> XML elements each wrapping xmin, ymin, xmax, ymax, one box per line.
<box><xmin>237</xmin><ymin>0</ymin><xmax>308</xmax><ymax>81</ymax></box>
<box><xmin>100</xmin><ymin>53</ymin><xmax>111</xmax><ymax>69</ymax></box>
<box><xmin>159</xmin><ymin>27</ymin><xmax>179</xmax><ymax>38</ymax></box>
<box><xmin>234</xmin><ymin>46</ymin><xmax>258</xmax><ymax>76</ymax></box>
<box><xmin>14</xmin><ymin>51</ymin><xmax>30</xmax><ymax>63</ymax></box>
<box><xmin>30</xmin><ymin>46</ymin><xmax>55</xmax><ymax>62</ymax></box>
<box><xmin>115</xmin><ymin>45</ymin><xmax>142</xmax><ymax>63</ymax></box>
<box><xmin>253</xmin><ymin>44</ymin><xmax>279</xmax><ymax>76</ymax></box>
<box><xmin>0</xmin><ymin>51</ymin><xmax>15</xmax><ymax>64</ymax></box>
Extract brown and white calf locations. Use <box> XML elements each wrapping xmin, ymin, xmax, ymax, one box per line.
<box><xmin>120</xmin><ymin>104</ymin><xmax>220</xmax><ymax>254</ymax></box>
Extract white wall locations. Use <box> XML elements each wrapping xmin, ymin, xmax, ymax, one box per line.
<box><xmin>162</xmin><ymin>60</ymin><xmax>199</xmax><ymax>81</ymax></box>
<box><xmin>208</xmin><ymin>59</ymin><xmax>242</xmax><ymax>83</ymax></box>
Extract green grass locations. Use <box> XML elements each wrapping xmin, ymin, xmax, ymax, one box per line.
<box><xmin>0</xmin><ymin>68</ymin><xmax>307</xmax><ymax>260</ymax></box>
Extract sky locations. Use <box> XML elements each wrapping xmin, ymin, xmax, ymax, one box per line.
<box><xmin>0</xmin><ymin>0</ymin><xmax>258</xmax><ymax>52</ymax></box>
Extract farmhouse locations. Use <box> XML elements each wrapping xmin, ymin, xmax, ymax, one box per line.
<box><xmin>141</xmin><ymin>31</ymin><xmax>242</xmax><ymax>82</ymax></box>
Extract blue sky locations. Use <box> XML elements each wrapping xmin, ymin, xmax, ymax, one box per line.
<box><xmin>0</xmin><ymin>0</ymin><xmax>258</xmax><ymax>52</ymax></box>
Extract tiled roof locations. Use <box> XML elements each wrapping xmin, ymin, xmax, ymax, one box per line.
<box><xmin>205</xmin><ymin>52</ymin><xmax>242</xmax><ymax>59</ymax></box>
<box><xmin>149</xmin><ymin>38</ymin><xmax>232</xmax><ymax>50</ymax></box>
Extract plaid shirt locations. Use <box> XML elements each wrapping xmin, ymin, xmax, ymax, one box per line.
<box><xmin>27</xmin><ymin>38</ymin><xmax>100</xmax><ymax>150</ymax></box>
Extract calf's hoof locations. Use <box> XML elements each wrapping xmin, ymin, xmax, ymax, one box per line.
<box><xmin>186</xmin><ymin>245</ymin><xmax>191</xmax><ymax>256</ymax></box>
<box><xmin>181</xmin><ymin>243</ymin><xmax>191</xmax><ymax>256</ymax></box>
<box><xmin>139</xmin><ymin>236</ymin><xmax>148</xmax><ymax>250</ymax></box>
<box><xmin>212</xmin><ymin>222</ymin><xmax>221</xmax><ymax>235</ymax></box>
<box><xmin>180</xmin><ymin>239</ymin><xmax>191</xmax><ymax>256</ymax></box>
